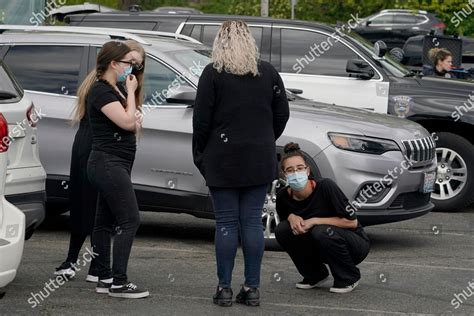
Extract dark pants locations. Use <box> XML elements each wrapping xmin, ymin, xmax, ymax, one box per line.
<box><xmin>209</xmin><ymin>184</ymin><xmax>268</xmax><ymax>289</ymax></box>
<box><xmin>65</xmin><ymin>233</ymin><xmax>98</xmax><ymax>275</ymax></box>
<box><xmin>87</xmin><ymin>150</ymin><xmax>140</xmax><ymax>285</ymax></box>
<box><xmin>275</xmin><ymin>221</ymin><xmax>370</xmax><ymax>287</ymax></box>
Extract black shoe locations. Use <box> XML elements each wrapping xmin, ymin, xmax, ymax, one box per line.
<box><xmin>108</xmin><ymin>282</ymin><xmax>149</xmax><ymax>299</ymax></box>
<box><xmin>54</xmin><ymin>261</ymin><xmax>76</xmax><ymax>279</ymax></box>
<box><xmin>235</xmin><ymin>286</ymin><xmax>260</xmax><ymax>307</ymax></box>
<box><xmin>213</xmin><ymin>286</ymin><xmax>233</xmax><ymax>307</ymax></box>
<box><xmin>96</xmin><ymin>280</ymin><xmax>112</xmax><ymax>294</ymax></box>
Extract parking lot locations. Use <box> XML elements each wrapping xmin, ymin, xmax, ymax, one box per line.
<box><xmin>1</xmin><ymin>206</ymin><xmax>473</xmax><ymax>315</ymax></box>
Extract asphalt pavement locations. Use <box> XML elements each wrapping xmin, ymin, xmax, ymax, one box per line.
<box><xmin>1</xmin><ymin>206</ymin><xmax>474</xmax><ymax>315</ymax></box>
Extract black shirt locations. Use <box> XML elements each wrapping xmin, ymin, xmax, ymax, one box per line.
<box><xmin>192</xmin><ymin>61</ymin><xmax>290</xmax><ymax>188</ymax></box>
<box><xmin>87</xmin><ymin>81</ymin><xmax>136</xmax><ymax>161</ymax></box>
<box><xmin>276</xmin><ymin>178</ymin><xmax>365</xmax><ymax>234</ymax></box>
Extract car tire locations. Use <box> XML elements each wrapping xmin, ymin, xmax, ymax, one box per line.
<box><xmin>431</xmin><ymin>132</ymin><xmax>474</xmax><ymax>211</ymax></box>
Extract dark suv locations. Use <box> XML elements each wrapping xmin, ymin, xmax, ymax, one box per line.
<box><xmin>65</xmin><ymin>12</ymin><xmax>474</xmax><ymax>212</ymax></box>
<box><xmin>354</xmin><ymin>9</ymin><xmax>446</xmax><ymax>49</ymax></box>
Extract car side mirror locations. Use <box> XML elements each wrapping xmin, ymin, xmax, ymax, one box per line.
<box><xmin>346</xmin><ymin>59</ymin><xmax>375</xmax><ymax>80</ymax></box>
<box><xmin>165</xmin><ymin>86</ymin><xmax>196</xmax><ymax>106</ymax></box>
<box><xmin>366</xmin><ymin>20</ymin><xmax>372</xmax><ymax>26</ymax></box>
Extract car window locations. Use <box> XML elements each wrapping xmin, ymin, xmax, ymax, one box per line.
<box><xmin>370</xmin><ymin>14</ymin><xmax>393</xmax><ymax>25</ymax></box>
<box><xmin>281</xmin><ymin>28</ymin><xmax>360</xmax><ymax>77</ymax></box>
<box><xmin>3</xmin><ymin>45</ymin><xmax>83</xmax><ymax>95</ymax></box>
<box><xmin>189</xmin><ymin>24</ymin><xmax>263</xmax><ymax>51</ymax></box>
<box><xmin>393</xmin><ymin>14</ymin><xmax>417</xmax><ymax>24</ymax></box>
<box><xmin>143</xmin><ymin>56</ymin><xmax>192</xmax><ymax>106</ymax></box>
<box><xmin>0</xmin><ymin>64</ymin><xmax>21</xmax><ymax>103</ymax></box>
<box><xmin>202</xmin><ymin>25</ymin><xmax>220</xmax><ymax>46</ymax></box>
<box><xmin>190</xmin><ymin>25</ymin><xmax>203</xmax><ymax>41</ymax></box>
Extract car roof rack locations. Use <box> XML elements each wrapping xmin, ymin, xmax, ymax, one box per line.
<box><xmin>0</xmin><ymin>25</ymin><xmax>150</xmax><ymax>45</ymax></box>
<box><xmin>380</xmin><ymin>9</ymin><xmax>428</xmax><ymax>14</ymax></box>
<box><xmin>106</xmin><ymin>28</ymin><xmax>201</xmax><ymax>44</ymax></box>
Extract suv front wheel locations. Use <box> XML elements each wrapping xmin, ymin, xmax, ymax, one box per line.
<box><xmin>432</xmin><ymin>132</ymin><xmax>474</xmax><ymax>211</ymax></box>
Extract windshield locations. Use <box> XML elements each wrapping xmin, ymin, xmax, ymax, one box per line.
<box><xmin>170</xmin><ymin>49</ymin><xmax>211</xmax><ymax>78</ymax></box>
<box><xmin>343</xmin><ymin>31</ymin><xmax>412</xmax><ymax>78</ymax></box>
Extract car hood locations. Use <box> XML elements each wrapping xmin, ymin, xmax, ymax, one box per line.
<box><xmin>289</xmin><ymin>99</ymin><xmax>429</xmax><ymax>140</ymax></box>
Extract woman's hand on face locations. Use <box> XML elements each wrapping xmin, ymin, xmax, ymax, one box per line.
<box><xmin>126</xmin><ymin>74</ymin><xmax>138</xmax><ymax>93</ymax></box>
<box><xmin>288</xmin><ymin>214</ymin><xmax>307</xmax><ymax>235</ymax></box>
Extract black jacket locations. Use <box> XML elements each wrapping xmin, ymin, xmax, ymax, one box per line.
<box><xmin>192</xmin><ymin>61</ymin><xmax>290</xmax><ymax>188</ymax></box>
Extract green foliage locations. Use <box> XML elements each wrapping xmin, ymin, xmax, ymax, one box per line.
<box><xmin>61</xmin><ymin>0</ymin><xmax>474</xmax><ymax>36</ymax></box>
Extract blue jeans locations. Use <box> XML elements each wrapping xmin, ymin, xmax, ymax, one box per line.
<box><xmin>209</xmin><ymin>184</ymin><xmax>268</xmax><ymax>289</ymax></box>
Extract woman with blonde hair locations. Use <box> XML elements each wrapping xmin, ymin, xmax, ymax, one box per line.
<box><xmin>192</xmin><ymin>20</ymin><xmax>290</xmax><ymax>307</ymax></box>
<box><xmin>54</xmin><ymin>40</ymin><xmax>145</xmax><ymax>298</ymax></box>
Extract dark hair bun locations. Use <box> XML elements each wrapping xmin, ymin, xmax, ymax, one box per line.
<box><xmin>284</xmin><ymin>142</ymin><xmax>300</xmax><ymax>154</ymax></box>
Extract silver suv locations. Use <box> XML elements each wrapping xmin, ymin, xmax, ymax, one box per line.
<box><xmin>0</xmin><ymin>26</ymin><xmax>437</xmax><ymax>242</ymax></box>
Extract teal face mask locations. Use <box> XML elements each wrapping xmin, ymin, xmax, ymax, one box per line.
<box><xmin>287</xmin><ymin>171</ymin><xmax>308</xmax><ymax>191</ymax></box>
<box><xmin>117</xmin><ymin>65</ymin><xmax>133</xmax><ymax>82</ymax></box>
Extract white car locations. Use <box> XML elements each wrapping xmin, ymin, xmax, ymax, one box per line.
<box><xmin>0</xmin><ymin>112</ymin><xmax>25</xmax><ymax>289</ymax></box>
<box><xmin>0</xmin><ymin>60</ymin><xmax>46</xmax><ymax>239</ymax></box>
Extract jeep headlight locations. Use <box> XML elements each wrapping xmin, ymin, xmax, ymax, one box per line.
<box><xmin>328</xmin><ymin>133</ymin><xmax>400</xmax><ymax>155</ymax></box>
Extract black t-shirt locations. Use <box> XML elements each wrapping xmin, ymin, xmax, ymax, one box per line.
<box><xmin>276</xmin><ymin>178</ymin><xmax>365</xmax><ymax>233</ymax></box>
<box><xmin>87</xmin><ymin>81</ymin><xmax>136</xmax><ymax>161</ymax></box>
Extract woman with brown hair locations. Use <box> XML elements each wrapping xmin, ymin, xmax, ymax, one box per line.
<box><xmin>423</xmin><ymin>47</ymin><xmax>454</xmax><ymax>78</ymax></box>
<box><xmin>275</xmin><ymin>143</ymin><xmax>370</xmax><ymax>294</ymax></box>
<box><xmin>54</xmin><ymin>40</ymin><xmax>145</xmax><ymax>285</ymax></box>
<box><xmin>192</xmin><ymin>20</ymin><xmax>290</xmax><ymax>307</ymax></box>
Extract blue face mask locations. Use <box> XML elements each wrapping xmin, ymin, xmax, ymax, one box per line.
<box><xmin>287</xmin><ymin>171</ymin><xmax>308</xmax><ymax>191</ymax></box>
<box><xmin>117</xmin><ymin>65</ymin><xmax>133</xmax><ymax>82</ymax></box>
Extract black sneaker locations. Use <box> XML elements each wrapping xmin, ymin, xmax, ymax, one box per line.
<box><xmin>296</xmin><ymin>275</ymin><xmax>329</xmax><ymax>289</ymax></box>
<box><xmin>96</xmin><ymin>280</ymin><xmax>112</xmax><ymax>294</ymax></box>
<box><xmin>329</xmin><ymin>280</ymin><xmax>359</xmax><ymax>293</ymax></box>
<box><xmin>213</xmin><ymin>286</ymin><xmax>233</xmax><ymax>307</ymax></box>
<box><xmin>108</xmin><ymin>282</ymin><xmax>149</xmax><ymax>299</ymax></box>
<box><xmin>235</xmin><ymin>286</ymin><xmax>260</xmax><ymax>307</ymax></box>
<box><xmin>54</xmin><ymin>261</ymin><xmax>76</xmax><ymax>279</ymax></box>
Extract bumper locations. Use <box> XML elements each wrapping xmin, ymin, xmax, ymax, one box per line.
<box><xmin>5</xmin><ymin>191</ymin><xmax>46</xmax><ymax>239</ymax></box>
<box><xmin>315</xmin><ymin>145</ymin><xmax>437</xmax><ymax>225</ymax></box>
<box><xmin>0</xmin><ymin>197</ymin><xmax>25</xmax><ymax>288</ymax></box>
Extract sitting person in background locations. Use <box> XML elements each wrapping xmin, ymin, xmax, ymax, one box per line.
<box><xmin>275</xmin><ymin>142</ymin><xmax>370</xmax><ymax>294</ymax></box>
<box><xmin>422</xmin><ymin>48</ymin><xmax>454</xmax><ymax>78</ymax></box>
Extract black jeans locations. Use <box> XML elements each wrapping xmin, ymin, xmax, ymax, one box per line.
<box><xmin>65</xmin><ymin>233</ymin><xmax>98</xmax><ymax>276</ymax></box>
<box><xmin>87</xmin><ymin>150</ymin><xmax>140</xmax><ymax>285</ymax></box>
<box><xmin>275</xmin><ymin>221</ymin><xmax>370</xmax><ymax>287</ymax></box>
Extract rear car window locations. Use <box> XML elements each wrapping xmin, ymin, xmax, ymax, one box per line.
<box><xmin>3</xmin><ymin>45</ymin><xmax>83</xmax><ymax>95</ymax></box>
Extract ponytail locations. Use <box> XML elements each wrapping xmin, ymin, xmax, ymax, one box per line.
<box><xmin>71</xmin><ymin>69</ymin><xmax>97</xmax><ymax>125</ymax></box>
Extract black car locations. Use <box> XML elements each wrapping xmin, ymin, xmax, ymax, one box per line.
<box><xmin>65</xmin><ymin>12</ymin><xmax>474</xmax><ymax>211</ymax></box>
<box><xmin>354</xmin><ymin>9</ymin><xmax>446</xmax><ymax>49</ymax></box>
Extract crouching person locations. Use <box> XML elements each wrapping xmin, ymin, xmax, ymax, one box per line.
<box><xmin>275</xmin><ymin>142</ymin><xmax>370</xmax><ymax>294</ymax></box>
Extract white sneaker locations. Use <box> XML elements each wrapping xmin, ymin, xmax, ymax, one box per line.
<box><xmin>329</xmin><ymin>280</ymin><xmax>359</xmax><ymax>293</ymax></box>
<box><xmin>296</xmin><ymin>276</ymin><xmax>329</xmax><ymax>289</ymax></box>
<box><xmin>86</xmin><ymin>274</ymin><xmax>99</xmax><ymax>283</ymax></box>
